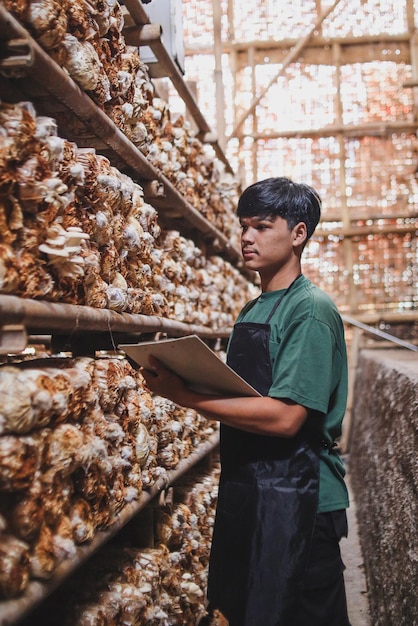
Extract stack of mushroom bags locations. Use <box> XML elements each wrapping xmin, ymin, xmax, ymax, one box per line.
<box><xmin>53</xmin><ymin>465</ymin><xmax>221</xmax><ymax>625</ymax></box>
<box><xmin>0</xmin><ymin>101</ymin><xmax>256</xmax><ymax>324</ymax></box>
<box><xmin>1</xmin><ymin>0</ymin><xmax>240</xmax><ymax>240</ymax></box>
<box><xmin>0</xmin><ymin>353</ymin><xmax>218</xmax><ymax>600</ymax></box>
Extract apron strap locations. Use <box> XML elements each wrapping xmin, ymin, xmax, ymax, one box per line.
<box><xmin>265</xmin><ymin>273</ymin><xmax>302</xmax><ymax>323</ymax></box>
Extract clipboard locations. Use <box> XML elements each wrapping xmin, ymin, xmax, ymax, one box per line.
<box><xmin>119</xmin><ymin>335</ymin><xmax>261</xmax><ymax>397</ymax></box>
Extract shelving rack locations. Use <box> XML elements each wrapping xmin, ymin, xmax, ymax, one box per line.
<box><xmin>0</xmin><ymin>2</ymin><xmax>244</xmax><ymax>623</ymax></box>
<box><xmin>122</xmin><ymin>0</ymin><xmax>233</xmax><ymax>172</ymax></box>
<box><xmin>0</xmin><ymin>433</ymin><xmax>219</xmax><ymax>625</ymax></box>
<box><xmin>0</xmin><ymin>4</ymin><xmax>241</xmax><ymax>265</ymax></box>
<box><xmin>0</xmin><ymin>1</ymin><xmax>253</xmax><ymax>354</ymax></box>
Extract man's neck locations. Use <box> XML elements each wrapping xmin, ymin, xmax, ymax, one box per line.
<box><xmin>260</xmin><ymin>266</ymin><xmax>302</xmax><ymax>292</ymax></box>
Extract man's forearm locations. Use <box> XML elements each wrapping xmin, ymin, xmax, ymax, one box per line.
<box><xmin>140</xmin><ymin>359</ymin><xmax>308</xmax><ymax>437</ymax></box>
<box><xmin>168</xmin><ymin>388</ymin><xmax>308</xmax><ymax>437</ymax></box>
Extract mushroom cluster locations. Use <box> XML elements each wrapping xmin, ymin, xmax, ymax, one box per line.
<box><xmin>38</xmin><ymin>224</ymin><xmax>90</xmax><ymax>280</ymax></box>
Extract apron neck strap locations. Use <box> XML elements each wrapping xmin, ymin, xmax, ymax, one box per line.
<box><xmin>265</xmin><ymin>273</ymin><xmax>302</xmax><ymax>323</ymax></box>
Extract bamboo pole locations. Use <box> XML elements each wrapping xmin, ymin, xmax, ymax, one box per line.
<box><xmin>332</xmin><ymin>42</ymin><xmax>358</xmax><ymax>313</ymax></box>
<box><xmin>314</xmin><ymin>223</ymin><xmax>418</xmax><ymax>238</ymax></box>
<box><xmin>212</xmin><ymin>0</ymin><xmax>226</xmax><ymax>152</ymax></box>
<box><xmin>121</xmin><ymin>0</ymin><xmax>150</xmax><ymax>25</ymax></box>
<box><xmin>122</xmin><ymin>22</ymin><xmax>162</xmax><ymax>45</ymax></box>
<box><xmin>406</xmin><ymin>0</ymin><xmax>416</xmax><ymax>33</ymax></box>
<box><xmin>240</xmin><ymin>120</ymin><xmax>418</xmax><ymax>140</ymax></box>
<box><xmin>339</xmin><ymin>326</ymin><xmax>362</xmax><ymax>453</ymax></box>
<box><xmin>321</xmin><ymin>208</ymin><xmax>418</xmax><ymax>221</ymax></box>
<box><xmin>315</xmin><ymin>0</ymin><xmax>324</xmax><ymax>37</ymax></box>
<box><xmin>0</xmin><ymin>295</ymin><xmax>231</xmax><ymax>339</ymax></box>
<box><xmin>249</xmin><ymin>44</ymin><xmax>258</xmax><ymax>182</ymax></box>
<box><xmin>346</xmin><ymin>311</ymin><xmax>418</xmax><ymax>324</ymax></box>
<box><xmin>185</xmin><ymin>33</ymin><xmax>411</xmax><ymax>58</ymax></box>
<box><xmin>407</xmin><ymin>23</ymin><xmax>418</xmax><ymax>180</ymax></box>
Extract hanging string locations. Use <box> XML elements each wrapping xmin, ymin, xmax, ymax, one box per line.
<box><xmin>107</xmin><ymin>318</ymin><xmax>118</xmax><ymax>353</ymax></box>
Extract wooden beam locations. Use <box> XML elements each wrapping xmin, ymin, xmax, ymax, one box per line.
<box><xmin>321</xmin><ymin>209</ymin><xmax>418</xmax><ymax>222</ymax></box>
<box><xmin>249</xmin><ymin>45</ymin><xmax>257</xmax><ymax>182</ymax></box>
<box><xmin>242</xmin><ymin>120</ymin><xmax>418</xmax><ymax>140</ymax></box>
<box><xmin>185</xmin><ymin>33</ymin><xmax>411</xmax><ymax>59</ymax></box>
<box><xmin>340</xmin><ymin>325</ymin><xmax>362</xmax><ymax>453</ymax></box>
<box><xmin>121</xmin><ymin>0</ymin><xmax>150</xmax><ymax>25</ymax></box>
<box><xmin>0</xmin><ymin>296</ymin><xmax>229</xmax><ymax>338</ymax></box>
<box><xmin>314</xmin><ymin>223</ymin><xmax>418</xmax><ymax>238</ymax></box>
<box><xmin>408</xmin><ymin>31</ymin><xmax>418</xmax><ymax>118</ymax></box>
<box><xmin>212</xmin><ymin>0</ymin><xmax>226</xmax><ymax>151</ymax></box>
<box><xmin>406</xmin><ymin>0</ymin><xmax>416</xmax><ymax>32</ymax></box>
<box><xmin>122</xmin><ymin>23</ymin><xmax>162</xmax><ymax>45</ymax></box>
<box><xmin>343</xmin><ymin>311</ymin><xmax>418</xmax><ymax>324</ymax></box>
<box><xmin>240</xmin><ymin>41</ymin><xmax>410</xmax><ymax>68</ymax></box>
<box><xmin>185</xmin><ymin>30</ymin><xmax>411</xmax><ymax>69</ymax></box>
<box><xmin>333</xmin><ymin>41</ymin><xmax>358</xmax><ymax>312</ymax></box>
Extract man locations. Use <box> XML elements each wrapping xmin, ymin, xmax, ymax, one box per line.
<box><xmin>141</xmin><ymin>177</ymin><xmax>351</xmax><ymax>626</ymax></box>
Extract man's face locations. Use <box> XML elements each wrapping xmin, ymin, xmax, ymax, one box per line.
<box><xmin>239</xmin><ymin>215</ymin><xmax>296</xmax><ymax>276</ymax></box>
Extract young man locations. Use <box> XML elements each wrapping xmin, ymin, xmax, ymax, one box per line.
<box><xmin>141</xmin><ymin>177</ymin><xmax>351</xmax><ymax>626</ymax></box>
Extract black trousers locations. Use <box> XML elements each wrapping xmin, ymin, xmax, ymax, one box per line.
<box><xmin>203</xmin><ymin>510</ymin><xmax>351</xmax><ymax>626</ymax></box>
<box><xmin>293</xmin><ymin>509</ymin><xmax>352</xmax><ymax>626</ymax></box>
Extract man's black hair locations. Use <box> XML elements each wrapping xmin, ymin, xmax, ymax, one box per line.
<box><xmin>236</xmin><ymin>177</ymin><xmax>321</xmax><ymax>241</ymax></box>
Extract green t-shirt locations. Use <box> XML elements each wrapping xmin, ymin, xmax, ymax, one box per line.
<box><xmin>233</xmin><ymin>274</ymin><xmax>349</xmax><ymax>513</ymax></box>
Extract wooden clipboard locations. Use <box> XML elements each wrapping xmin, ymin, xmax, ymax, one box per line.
<box><xmin>119</xmin><ymin>335</ymin><xmax>260</xmax><ymax>397</ymax></box>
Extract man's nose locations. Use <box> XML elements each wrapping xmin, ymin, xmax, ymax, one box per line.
<box><xmin>242</xmin><ymin>228</ymin><xmax>254</xmax><ymax>243</ymax></box>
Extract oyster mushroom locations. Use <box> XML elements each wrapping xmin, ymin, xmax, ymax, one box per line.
<box><xmin>39</xmin><ymin>224</ymin><xmax>89</xmax><ymax>279</ymax></box>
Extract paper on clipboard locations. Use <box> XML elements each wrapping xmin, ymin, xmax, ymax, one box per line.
<box><xmin>119</xmin><ymin>335</ymin><xmax>261</xmax><ymax>397</ymax></box>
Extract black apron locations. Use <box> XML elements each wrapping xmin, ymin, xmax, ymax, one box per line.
<box><xmin>207</xmin><ymin>277</ymin><xmax>320</xmax><ymax>626</ymax></box>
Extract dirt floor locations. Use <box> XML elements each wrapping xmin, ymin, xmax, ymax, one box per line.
<box><xmin>341</xmin><ymin>470</ymin><xmax>371</xmax><ymax>626</ymax></box>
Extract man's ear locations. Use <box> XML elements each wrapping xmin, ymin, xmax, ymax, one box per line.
<box><xmin>292</xmin><ymin>222</ymin><xmax>307</xmax><ymax>247</ymax></box>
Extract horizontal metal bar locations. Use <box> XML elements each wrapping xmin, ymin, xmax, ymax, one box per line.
<box><xmin>342</xmin><ymin>314</ymin><xmax>418</xmax><ymax>351</ymax></box>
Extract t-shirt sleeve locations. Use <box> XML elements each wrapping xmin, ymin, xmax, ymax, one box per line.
<box><xmin>268</xmin><ymin>316</ymin><xmax>341</xmax><ymax>414</ymax></box>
